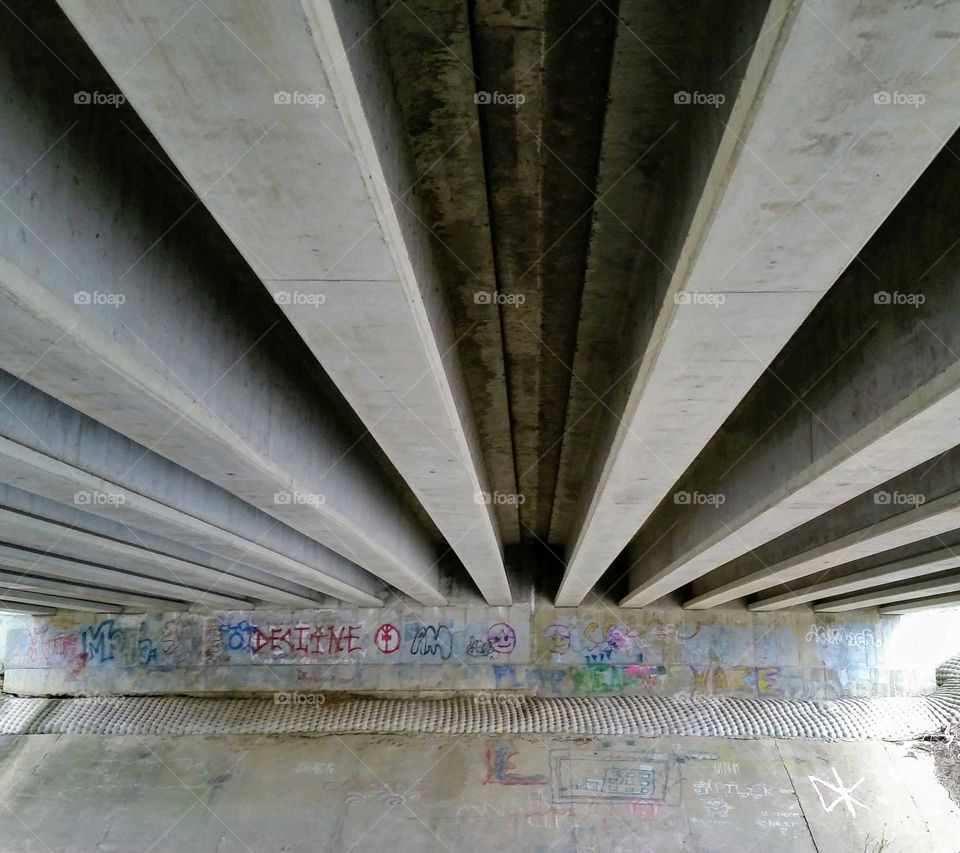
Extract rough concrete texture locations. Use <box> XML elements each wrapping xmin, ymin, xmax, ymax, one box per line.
<box><xmin>1</xmin><ymin>654</ymin><xmax>958</xmax><ymax>739</ymax></box>
<box><xmin>52</xmin><ymin>0</ymin><xmax>512</xmax><ymax>606</ymax></box>
<box><xmin>0</xmin><ymin>603</ymin><xmax>942</xmax><ymax>702</ymax></box>
<box><xmin>563</xmin><ymin>0</ymin><xmax>960</xmax><ymax>607</ymax></box>
<box><xmin>0</xmin><ymin>0</ymin><xmax>448</xmax><ymax>607</ymax></box>
<box><xmin>0</xmin><ymin>733</ymin><xmax>956</xmax><ymax>852</ymax></box>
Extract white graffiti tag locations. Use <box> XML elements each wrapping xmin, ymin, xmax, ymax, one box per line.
<box><xmin>808</xmin><ymin>768</ymin><xmax>869</xmax><ymax>817</ymax></box>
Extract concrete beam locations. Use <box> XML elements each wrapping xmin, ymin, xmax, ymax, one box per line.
<box><xmin>0</xmin><ymin>570</ymin><xmax>181</xmax><ymax>611</ymax></box>
<box><xmin>0</xmin><ymin>602</ymin><xmax>55</xmax><ymax>616</ymax></box>
<box><xmin>622</xmin><ymin>96</ymin><xmax>960</xmax><ymax>607</ymax></box>
<box><xmin>0</xmin><ymin>506</ymin><xmax>314</xmax><ymax>607</ymax></box>
<box><xmin>372</xmin><ymin>1</ymin><xmax>519</xmax><ymax>543</ymax></box>
<box><xmin>0</xmin><ymin>543</ymin><xmax>246</xmax><ymax>609</ymax></box>
<box><xmin>0</xmin><ymin>377</ymin><xmax>383</xmax><ymax>605</ymax></box>
<box><xmin>0</xmin><ymin>5</ymin><xmax>448</xmax><ymax>605</ymax></box>
<box><xmin>685</xmin><ymin>449</ymin><xmax>960</xmax><ymax>608</ymax></box>
<box><xmin>54</xmin><ymin>0</ymin><xmax>511</xmax><ymax>604</ymax></box>
<box><xmin>556</xmin><ymin>0</ymin><xmax>960</xmax><ymax>605</ymax></box>
<box><xmin>880</xmin><ymin>593</ymin><xmax>960</xmax><ymax>615</ymax></box>
<box><xmin>549</xmin><ymin>0</ymin><xmax>769</xmax><ymax>548</ymax></box>
<box><xmin>749</xmin><ymin>543</ymin><xmax>960</xmax><ymax>612</ymax></box>
<box><xmin>815</xmin><ymin>574</ymin><xmax>960</xmax><ymax>613</ymax></box>
<box><xmin>0</xmin><ymin>485</ymin><xmax>335</xmax><ymax>607</ymax></box>
<box><xmin>0</xmin><ymin>590</ymin><xmax>121</xmax><ymax>613</ymax></box>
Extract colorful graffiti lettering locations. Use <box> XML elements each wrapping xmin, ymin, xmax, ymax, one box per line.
<box><xmin>24</xmin><ymin>626</ymin><xmax>78</xmax><ymax>663</ymax></box>
<box><xmin>219</xmin><ymin>620</ymin><xmax>257</xmax><ymax>652</ymax></box>
<box><xmin>80</xmin><ymin>619</ymin><xmax>126</xmax><ymax>664</ymax></box>
<box><xmin>410</xmin><ymin>624</ymin><xmax>453</xmax><ymax>660</ymax></box>
<box><xmin>484</xmin><ymin>741</ymin><xmax>548</xmax><ymax>786</ymax></box>
<box><xmin>251</xmin><ymin>624</ymin><xmax>362</xmax><ymax>657</ymax></box>
<box><xmin>570</xmin><ymin>663</ymin><xmax>667</xmax><ymax>695</ymax></box>
<box><xmin>138</xmin><ymin>638</ymin><xmax>159</xmax><ymax>666</ymax></box>
<box><xmin>805</xmin><ymin>624</ymin><xmax>881</xmax><ymax>648</ymax></box>
<box><xmin>689</xmin><ymin>664</ymin><xmax>781</xmax><ymax>698</ymax></box>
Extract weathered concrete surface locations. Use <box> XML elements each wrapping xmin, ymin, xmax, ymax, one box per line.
<box><xmin>561</xmin><ymin>0</ymin><xmax>960</xmax><ymax>607</ymax></box>
<box><xmin>816</xmin><ymin>574</ymin><xmax>960</xmax><ymax>614</ymax></box>
<box><xmin>882</xmin><ymin>594</ymin><xmax>960</xmax><ymax>615</ymax></box>
<box><xmin>685</xmin><ymin>447</ymin><xmax>960</xmax><ymax>609</ymax></box>
<box><xmin>0</xmin><ymin>504</ymin><xmax>321</xmax><ymax>609</ymax></box>
<box><xmin>0</xmin><ymin>0</ymin><xmax>447</xmax><ymax>605</ymax></box>
<box><xmin>750</xmin><ymin>540</ymin><xmax>960</xmax><ymax>612</ymax></box>
<box><xmin>0</xmin><ymin>733</ymin><xmax>955</xmax><ymax>852</ymax></box>
<box><xmin>550</xmin><ymin>0</ymin><xmax>766</xmax><ymax>555</ymax></box>
<box><xmin>0</xmin><ymin>571</ymin><xmax>181</xmax><ymax>612</ymax></box>
<box><xmin>54</xmin><ymin>0</ymin><xmax>512</xmax><ymax>605</ymax></box>
<box><xmin>624</xmin><ymin>120</ymin><xmax>960</xmax><ymax>609</ymax></box>
<box><xmin>374</xmin><ymin>1</ymin><xmax>519</xmax><ymax>543</ymax></box>
<box><xmin>1</xmin><ymin>602</ymin><xmax>937</xmax><ymax>703</ymax></box>
<box><xmin>0</xmin><ymin>374</ymin><xmax>384</xmax><ymax>605</ymax></box>
<box><xmin>0</xmin><ymin>542</ymin><xmax>248</xmax><ymax>611</ymax></box>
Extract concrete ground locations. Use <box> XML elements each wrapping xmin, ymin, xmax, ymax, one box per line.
<box><xmin>0</xmin><ymin>732</ymin><xmax>956</xmax><ymax>853</ymax></box>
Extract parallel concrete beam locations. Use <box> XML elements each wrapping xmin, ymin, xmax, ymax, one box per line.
<box><xmin>0</xmin><ymin>570</ymin><xmax>181</xmax><ymax>611</ymax></box>
<box><xmin>55</xmin><ymin>0</ymin><xmax>511</xmax><ymax>604</ymax></box>
<box><xmin>0</xmin><ymin>543</ymin><xmax>247</xmax><ymax>609</ymax></box>
<box><xmin>0</xmin><ymin>377</ymin><xmax>383</xmax><ymax>605</ymax></box>
<box><xmin>372</xmin><ymin>1</ymin><xmax>519</xmax><ymax>543</ymax></box>
<box><xmin>880</xmin><ymin>593</ymin><xmax>960</xmax><ymax>615</ymax></box>
<box><xmin>0</xmin><ymin>602</ymin><xmax>55</xmax><ymax>616</ymax></box>
<box><xmin>549</xmin><ymin>0</ymin><xmax>768</xmax><ymax>547</ymax></box>
<box><xmin>0</xmin><ymin>6</ymin><xmax>447</xmax><ymax>604</ymax></box>
<box><xmin>556</xmin><ymin>0</ymin><xmax>960</xmax><ymax>606</ymax></box>
<box><xmin>622</xmin><ymin>88</ymin><xmax>960</xmax><ymax>607</ymax></box>
<box><xmin>815</xmin><ymin>574</ymin><xmax>960</xmax><ymax>613</ymax></box>
<box><xmin>0</xmin><ymin>485</ymin><xmax>334</xmax><ymax>608</ymax></box>
<box><xmin>0</xmin><ymin>590</ymin><xmax>121</xmax><ymax>613</ymax></box>
<box><xmin>685</xmin><ymin>449</ymin><xmax>960</xmax><ymax>609</ymax></box>
<box><xmin>749</xmin><ymin>544</ymin><xmax>960</xmax><ymax>612</ymax></box>
<box><xmin>0</xmin><ymin>507</ymin><xmax>312</xmax><ymax>607</ymax></box>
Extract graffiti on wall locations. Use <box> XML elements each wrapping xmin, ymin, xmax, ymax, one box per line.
<box><xmin>8</xmin><ymin>608</ymin><xmax>531</xmax><ymax>671</ymax></box>
<box><xmin>3</xmin><ymin>608</ymin><xmax>896</xmax><ymax>703</ymax></box>
<box><xmin>542</xmin><ymin>616</ymin><xmax>702</xmax><ymax>664</ymax></box>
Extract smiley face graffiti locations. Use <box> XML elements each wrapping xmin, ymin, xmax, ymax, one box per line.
<box><xmin>486</xmin><ymin>622</ymin><xmax>517</xmax><ymax>655</ymax></box>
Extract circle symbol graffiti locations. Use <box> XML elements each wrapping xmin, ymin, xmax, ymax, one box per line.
<box><xmin>486</xmin><ymin>622</ymin><xmax>517</xmax><ymax>654</ymax></box>
<box><xmin>374</xmin><ymin>623</ymin><xmax>401</xmax><ymax>654</ymax></box>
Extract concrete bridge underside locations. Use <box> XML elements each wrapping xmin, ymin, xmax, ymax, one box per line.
<box><xmin>1</xmin><ymin>0</ymin><xmax>960</xmax><ymax>620</ymax></box>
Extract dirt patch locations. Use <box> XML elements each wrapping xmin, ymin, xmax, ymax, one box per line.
<box><xmin>915</xmin><ymin>722</ymin><xmax>960</xmax><ymax>807</ymax></box>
